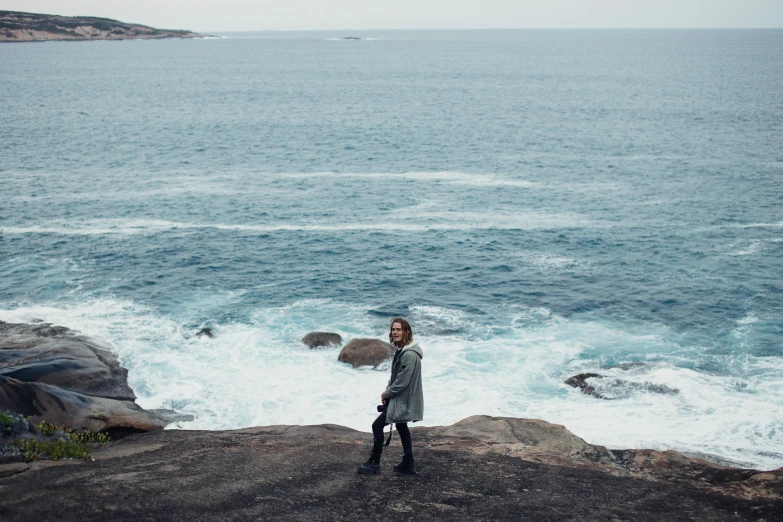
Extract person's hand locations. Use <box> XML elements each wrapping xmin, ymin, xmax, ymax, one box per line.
<box><xmin>381</xmin><ymin>392</ymin><xmax>386</xmax><ymax>403</ymax></box>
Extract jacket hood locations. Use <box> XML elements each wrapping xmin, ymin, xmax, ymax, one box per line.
<box><xmin>403</xmin><ymin>342</ymin><xmax>423</xmax><ymax>359</ymax></box>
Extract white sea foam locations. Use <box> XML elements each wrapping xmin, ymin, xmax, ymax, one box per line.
<box><xmin>513</xmin><ymin>252</ymin><xmax>587</xmax><ymax>270</ymax></box>
<box><xmin>1</xmin><ymin>300</ymin><xmax>781</xmax><ymax>470</ymax></box>
<box><xmin>280</xmin><ymin>171</ymin><xmax>537</xmax><ymax>187</ymax></box>
<box><xmin>8</xmin><ymin>186</ymin><xmax>245</xmax><ymax>203</ymax></box>
<box><xmin>736</xmin><ymin>313</ymin><xmax>759</xmax><ymax>325</ymax></box>
<box><xmin>0</xmin><ymin>211</ymin><xmax>591</xmax><ymax>236</ymax></box>
<box><xmin>728</xmin><ymin>240</ymin><xmax>763</xmax><ymax>256</ymax></box>
<box><xmin>0</xmin><ymin>220</ymin><xmax>191</xmax><ymax>236</ymax></box>
<box><xmin>729</xmin><ymin>221</ymin><xmax>783</xmax><ymax>229</ymax></box>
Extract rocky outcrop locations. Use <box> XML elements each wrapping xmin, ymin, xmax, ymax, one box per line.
<box><xmin>427</xmin><ymin>415</ymin><xmax>616</xmax><ymax>465</ymax></box>
<box><xmin>196</xmin><ymin>328</ymin><xmax>215</xmax><ymax>339</ymax></box>
<box><xmin>0</xmin><ymin>11</ymin><xmax>205</xmax><ymax>42</ymax></box>
<box><xmin>337</xmin><ymin>338</ymin><xmax>395</xmax><ymax>368</ymax></box>
<box><xmin>565</xmin><ymin>372</ymin><xmax>604</xmax><ymax>397</ymax></box>
<box><xmin>0</xmin><ymin>415</ymin><xmax>780</xmax><ymax>521</ymax></box>
<box><xmin>301</xmin><ymin>332</ymin><xmax>342</xmax><ymax>349</ymax></box>
<box><xmin>0</xmin><ymin>321</ymin><xmax>191</xmax><ymax>434</ymax></box>
<box><xmin>565</xmin><ymin>372</ymin><xmax>679</xmax><ymax>399</ymax></box>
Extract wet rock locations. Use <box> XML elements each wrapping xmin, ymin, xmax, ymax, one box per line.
<box><xmin>337</xmin><ymin>338</ymin><xmax>395</xmax><ymax>368</ymax></box>
<box><xmin>196</xmin><ymin>328</ymin><xmax>215</xmax><ymax>339</ymax></box>
<box><xmin>0</xmin><ymin>321</ymin><xmax>135</xmax><ymax>400</ymax></box>
<box><xmin>0</xmin><ymin>320</ymin><xmax>191</xmax><ymax>433</ymax></box>
<box><xmin>301</xmin><ymin>332</ymin><xmax>343</xmax><ymax>349</ymax></box>
<box><xmin>565</xmin><ymin>373</ymin><xmax>605</xmax><ymax>398</ymax></box>
<box><xmin>565</xmin><ymin>373</ymin><xmax>679</xmax><ymax>399</ymax></box>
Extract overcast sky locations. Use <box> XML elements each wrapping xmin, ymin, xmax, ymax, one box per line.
<box><xmin>4</xmin><ymin>0</ymin><xmax>783</xmax><ymax>32</ymax></box>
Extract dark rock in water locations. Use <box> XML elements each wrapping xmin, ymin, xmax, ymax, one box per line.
<box><xmin>301</xmin><ymin>332</ymin><xmax>342</xmax><ymax>349</ymax></box>
<box><xmin>0</xmin><ymin>415</ymin><xmax>779</xmax><ymax>520</ymax></box>
<box><xmin>0</xmin><ymin>320</ymin><xmax>192</xmax><ymax>433</ymax></box>
<box><xmin>566</xmin><ymin>372</ymin><xmax>679</xmax><ymax>399</ymax></box>
<box><xmin>340</xmin><ymin>36</ymin><xmax>361</xmax><ymax>40</ymax></box>
<box><xmin>642</xmin><ymin>382</ymin><xmax>679</xmax><ymax>395</ymax></box>
<box><xmin>337</xmin><ymin>338</ymin><xmax>395</xmax><ymax>368</ymax></box>
<box><xmin>196</xmin><ymin>328</ymin><xmax>215</xmax><ymax>339</ymax></box>
<box><xmin>565</xmin><ymin>373</ymin><xmax>605</xmax><ymax>398</ymax></box>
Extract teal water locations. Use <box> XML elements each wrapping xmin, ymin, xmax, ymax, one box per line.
<box><xmin>1</xmin><ymin>30</ymin><xmax>782</xmax><ymax>469</ymax></box>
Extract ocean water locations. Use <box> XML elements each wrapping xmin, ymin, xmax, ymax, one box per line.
<box><xmin>1</xmin><ymin>30</ymin><xmax>782</xmax><ymax>469</ymax></box>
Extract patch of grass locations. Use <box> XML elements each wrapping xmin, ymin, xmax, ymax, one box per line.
<box><xmin>1</xmin><ymin>413</ymin><xmax>109</xmax><ymax>461</ymax></box>
<box><xmin>13</xmin><ymin>437</ymin><xmax>89</xmax><ymax>460</ymax></box>
<box><xmin>0</xmin><ymin>410</ymin><xmax>13</xmax><ymax>429</ymax></box>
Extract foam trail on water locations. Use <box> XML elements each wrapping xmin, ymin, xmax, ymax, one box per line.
<box><xmin>0</xmin><ymin>211</ymin><xmax>592</xmax><ymax>236</ymax></box>
<box><xmin>280</xmin><ymin>171</ymin><xmax>537</xmax><ymax>187</ymax></box>
<box><xmin>1</xmin><ymin>300</ymin><xmax>781</xmax><ymax>470</ymax></box>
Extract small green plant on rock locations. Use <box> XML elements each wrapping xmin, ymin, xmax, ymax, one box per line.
<box><xmin>0</xmin><ymin>410</ymin><xmax>13</xmax><ymax>429</ymax></box>
<box><xmin>14</xmin><ymin>421</ymin><xmax>110</xmax><ymax>460</ymax></box>
<box><xmin>1</xmin><ymin>411</ymin><xmax>109</xmax><ymax>461</ymax></box>
<box><xmin>13</xmin><ymin>437</ymin><xmax>90</xmax><ymax>460</ymax></box>
<box><xmin>35</xmin><ymin>420</ymin><xmax>62</xmax><ymax>437</ymax></box>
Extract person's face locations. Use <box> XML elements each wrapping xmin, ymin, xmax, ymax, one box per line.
<box><xmin>391</xmin><ymin>322</ymin><xmax>404</xmax><ymax>344</ymax></box>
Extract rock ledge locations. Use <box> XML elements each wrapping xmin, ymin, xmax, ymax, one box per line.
<box><xmin>0</xmin><ymin>415</ymin><xmax>780</xmax><ymax>521</ymax></box>
<box><xmin>0</xmin><ymin>320</ymin><xmax>191</xmax><ymax>434</ymax></box>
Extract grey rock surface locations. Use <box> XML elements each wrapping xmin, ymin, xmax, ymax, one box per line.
<box><xmin>302</xmin><ymin>332</ymin><xmax>343</xmax><ymax>349</ymax></box>
<box><xmin>0</xmin><ymin>320</ymin><xmax>135</xmax><ymax>400</ymax></box>
<box><xmin>337</xmin><ymin>338</ymin><xmax>395</xmax><ymax>368</ymax></box>
<box><xmin>0</xmin><ymin>321</ymin><xmax>191</xmax><ymax>433</ymax></box>
<box><xmin>0</xmin><ymin>415</ymin><xmax>780</xmax><ymax>521</ymax></box>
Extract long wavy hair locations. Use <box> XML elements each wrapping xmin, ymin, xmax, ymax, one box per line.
<box><xmin>388</xmin><ymin>317</ymin><xmax>414</xmax><ymax>346</ymax></box>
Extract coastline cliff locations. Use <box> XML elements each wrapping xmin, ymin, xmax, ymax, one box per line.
<box><xmin>0</xmin><ymin>11</ymin><xmax>205</xmax><ymax>42</ymax></box>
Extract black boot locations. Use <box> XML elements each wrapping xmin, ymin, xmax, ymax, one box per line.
<box><xmin>393</xmin><ymin>454</ymin><xmax>415</xmax><ymax>475</ymax></box>
<box><xmin>357</xmin><ymin>454</ymin><xmax>381</xmax><ymax>475</ymax></box>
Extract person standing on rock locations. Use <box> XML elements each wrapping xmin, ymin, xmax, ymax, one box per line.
<box><xmin>357</xmin><ymin>317</ymin><xmax>424</xmax><ymax>475</ymax></box>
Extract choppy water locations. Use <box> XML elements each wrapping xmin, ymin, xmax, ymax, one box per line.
<box><xmin>1</xmin><ymin>30</ymin><xmax>782</xmax><ymax>469</ymax></box>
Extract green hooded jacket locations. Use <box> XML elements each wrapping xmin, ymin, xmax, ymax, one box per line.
<box><xmin>384</xmin><ymin>343</ymin><xmax>424</xmax><ymax>423</ymax></box>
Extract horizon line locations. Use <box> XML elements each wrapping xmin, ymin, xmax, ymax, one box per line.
<box><xmin>206</xmin><ymin>27</ymin><xmax>783</xmax><ymax>32</ymax></box>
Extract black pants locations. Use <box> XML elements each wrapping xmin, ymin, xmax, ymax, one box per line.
<box><xmin>371</xmin><ymin>407</ymin><xmax>412</xmax><ymax>458</ymax></box>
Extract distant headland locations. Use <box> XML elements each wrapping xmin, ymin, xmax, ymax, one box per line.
<box><xmin>0</xmin><ymin>10</ymin><xmax>206</xmax><ymax>42</ymax></box>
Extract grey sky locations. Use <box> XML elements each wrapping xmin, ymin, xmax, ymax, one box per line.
<box><xmin>4</xmin><ymin>0</ymin><xmax>783</xmax><ymax>32</ymax></box>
